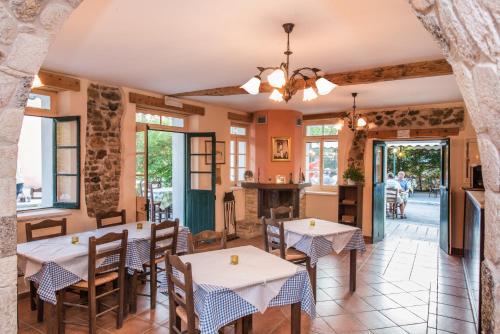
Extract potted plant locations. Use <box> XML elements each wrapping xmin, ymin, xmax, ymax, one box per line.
<box><xmin>343</xmin><ymin>165</ymin><xmax>364</xmax><ymax>185</ymax></box>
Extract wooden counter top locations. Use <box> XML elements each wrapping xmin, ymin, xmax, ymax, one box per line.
<box><xmin>240</xmin><ymin>182</ymin><xmax>311</xmax><ymax>190</ymax></box>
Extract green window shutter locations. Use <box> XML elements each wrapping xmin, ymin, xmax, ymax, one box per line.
<box><xmin>53</xmin><ymin>116</ymin><xmax>81</xmax><ymax>209</ymax></box>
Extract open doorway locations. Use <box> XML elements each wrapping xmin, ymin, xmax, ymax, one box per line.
<box><xmin>372</xmin><ymin>139</ymin><xmax>450</xmax><ymax>252</ymax></box>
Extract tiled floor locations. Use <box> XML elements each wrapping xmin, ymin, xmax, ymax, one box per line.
<box><xmin>18</xmin><ymin>220</ymin><xmax>476</xmax><ymax>333</ymax></box>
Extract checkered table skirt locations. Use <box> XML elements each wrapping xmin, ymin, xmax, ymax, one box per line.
<box><xmin>163</xmin><ymin>269</ymin><xmax>315</xmax><ymax>334</ymax></box>
<box><xmin>28</xmin><ymin>227</ymin><xmax>189</xmax><ymax>305</ymax></box>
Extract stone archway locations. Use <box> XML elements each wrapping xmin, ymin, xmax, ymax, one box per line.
<box><xmin>0</xmin><ymin>0</ymin><xmax>497</xmax><ymax>332</ymax></box>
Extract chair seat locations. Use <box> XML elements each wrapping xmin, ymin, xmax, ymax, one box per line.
<box><xmin>176</xmin><ymin>305</ymin><xmax>199</xmax><ymax>328</ymax></box>
<box><xmin>71</xmin><ymin>272</ymin><xmax>119</xmax><ymax>289</ymax></box>
<box><xmin>271</xmin><ymin>247</ymin><xmax>308</xmax><ymax>261</ymax></box>
<box><xmin>143</xmin><ymin>255</ymin><xmax>166</xmax><ymax>267</ymax></box>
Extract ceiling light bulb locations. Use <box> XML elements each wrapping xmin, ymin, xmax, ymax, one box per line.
<box><xmin>269</xmin><ymin>89</ymin><xmax>283</xmax><ymax>102</ymax></box>
<box><xmin>267</xmin><ymin>69</ymin><xmax>286</xmax><ymax>88</ymax></box>
<box><xmin>240</xmin><ymin>76</ymin><xmax>261</xmax><ymax>95</ymax></box>
<box><xmin>31</xmin><ymin>74</ymin><xmax>43</xmax><ymax>89</ymax></box>
<box><xmin>335</xmin><ymin>119</ymin><xmax>344</xmax><ymax>130</ymax></box>
<box><xmin>315</xmin><ymin>77</ymin><xmax>337</xmax><ymax>95</ymax></box>
<box><xmin>357</xmin><ymin>117</ymin><xmax>367</xmax><ymax>127</ymax></box>
<box><xmin>303</xmin><ymin>86</ymin><xmax>318</xmax><ymax>102</ymax></box>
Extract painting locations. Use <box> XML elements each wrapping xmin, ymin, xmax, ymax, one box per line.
<box><xmin>205</xmin><ymin>140</ymin><xmax>225</xmax><ymax>164</ymax></box>
<box><xmin>272</xmin><ymin>137</ymin><xmax>291</xmax><ymax>161</ymax></box>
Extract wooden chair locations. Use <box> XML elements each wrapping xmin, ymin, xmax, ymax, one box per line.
<box><xmin>187</xmin><ymin>230</ymin><xmax>227</xmax><ymax>254</ymax></box>
<box><xmin>25</xmin><ymin>218</ymin><xmax>67</xmax><ymax>322</ymax></box>
<box><xmin>166</xmin><ymin>253</ymin><xmax>244</xmax><ymax>334</ymax></box>
<box><xmin>57</xmin><ymin>231</ymin><xmax>128</xmax><ymax>334</ymax></box>
<box><xmin>385</xmin><ymin>187</ymin><xmax>399</xmax><ymax>219</ymax></box>
<box><xmin>223</xmin><ymin>191</ymin><xmax>237</xmax><ymax>240</ymax></box>
<box><xmin>138</xmin><ymin>219</ymin><xmax>179</xmax><ymax>309</ymax></box>
<box><xmin>261</xmin><ymin>217</ymin><xmax>317</xmax><ymax>299</ymax></box>
<box><xmin>96</xmin><ymin>209</ymin><xmax>126</xmax><ymax>229</ymax></box>
<box><xmin>270</xmin><ymin>205</ymin><xmax>294</xmax><ymax>220</ymax></box>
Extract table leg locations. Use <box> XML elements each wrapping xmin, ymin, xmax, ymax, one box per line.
<box><xmin>235</xmin><ymin>314</ymin><xmax>252</xmax><ymax>334</ymax></box>
<box><xmin>349</xmin><ymin>249</ymin><xmax>357</xmax><ymax>292</ymax></box>
<box><xmin>291</xmin><ymin>302</ymin><xmax>301</xmax><ymax>334</ymax></box>
<box><xmin>126</xmin><ymin>271</ymin><xmax>138</xmax><ymax>314</ymax></box>
<box><xmin>46</xmin><ymin>302</ymin><xmax>58</xmax><ymax>334</ymax></box>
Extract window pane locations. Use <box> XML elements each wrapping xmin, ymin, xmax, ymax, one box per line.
<box><xmin>56</xmin><ymin>175</ymin><xmax>78</xmax><ymax>202</ymax></box>
<box><xmin>238</xmin><ymin>141</ymin><xmax>247</xmax><ymax>153</ymax></box>
<box><xmin>136</xmin><ymin>154</ymin><xmax>144</xmax><ymax>174</ymax></box>
<box><xmin>323</xmin><ymin>141</ymin><xmax>338</xmax><ymax>185</ymax></box>
<box><xmin>190</xmin><ymin>173</ymin><xmax>212</xmax><ymax>190</ymax></box>
<box><xmin>136</xmin><ymin>176</ymin><xmax>145</xmax><ymax>196</ymax></box>
<box><xmin>230</xmin><ymin>154</ymin><xmax>235</xmax><ymax>168</ymax></box>
<box><xmin>27</xmin><ymin>93</ymin><xmax>51</xmax><ymax>110</ymax></box>
<box><xmin>305</xmin><ymin>142</ymin><xmax>320</xmax><ymax>184</ymax></box>
<box><xmin>230</xmin><ymin>126</ymin><xmax>246</xmax><ymax>136</ymax></box>
<box><xmin>136</xmin><ymin>132</ymin><xmax>145</xmax><ymax>153</ymax></box>
<box><xmin>56</xmin><ymin>148</ymin><xmax>77</xmax><ymax>174</ymax></box>
<box><xmin>323</xmin><ymin>125</ymin><xmax>338</xmax><ymax>136</ymax></box>
<box><xmin>238</xmin><ymin>154</ymin><xmax>246</xmax><ymax>168</ymax></box>
<box><xmin>230</xmin><ymin>168</ymin><xmax>235</xmax><ymax>182</ymax></box>
<box><xmin>56</xmin><ymin>121</ymin><xmax>77</xmax><ymax>146</ymax></box>
<box><xmin>238</xmin><ymin>168</ymin><xmax>245</xmax><ymax>181</ymax></box>
<box><xmin>306</xmin><ymin>125</ymin><xmax>323</xmax><ymax>136</ymax></box>
<box><xmin>230</xmin><ymin>140</ymin><xmax>235</xmax><ymax>154</ymax></box>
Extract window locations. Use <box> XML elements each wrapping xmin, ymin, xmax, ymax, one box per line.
<box><xmin>230</xmin><ymin>125</ymin><xmax>248</xmax><ymax>184</ymax></box>
<box><xmin>136</xmin><ymin>111</ymin><xmax>185</xmax><ymax>128</ymax></box>
<box><xmin>25</xmin><ymin>91</ymin><xmax>56</xmax><ymax>115</ymax></box>
<box><xmin>304</xmin><ymin>123</ymin><xmax>339</xmax><ymax>189</ymax></box>
<box><xmin>16</xmin><ymin>115</ymin><xmax>80</xmax><ymax>211</ymax></box>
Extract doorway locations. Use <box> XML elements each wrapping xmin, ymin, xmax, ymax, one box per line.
<box><xmin>372</xmin><ymin>139</ymin><xmax>451</xmax><ymax>252</ymax></box>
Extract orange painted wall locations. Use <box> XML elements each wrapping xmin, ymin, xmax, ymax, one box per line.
<box><xmin>252</xmin><ymin>109</ymin><xmax>304</xmax><ymax>183</ymax></box>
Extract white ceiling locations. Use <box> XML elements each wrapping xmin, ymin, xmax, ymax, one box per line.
<box><xmin>43</xmin><ymin>0</ymin><xmax>463</xmax><ymax>114</ymax></box>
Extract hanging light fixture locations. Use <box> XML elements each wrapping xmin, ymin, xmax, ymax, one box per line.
<box><xmin>240</xmin><ymin>23</ymin><xmax>337</xmax><ymax>102</ymax></box>
<box><xmin>31</xmin><ymin>74</ymin><xmax>43</xmax><ymax>89</ymax></box>
<box><xmin>340</xmin><ymin>93</ymin><xmax>368</xmax><ymax>131</ymax></box>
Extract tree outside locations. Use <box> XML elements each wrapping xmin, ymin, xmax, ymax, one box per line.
<box><xmin>387</xmin><ymin>146</ymin><xmax>441</xmax><ymax>191</ymax></box>
<box><xmin>148</xmin><ymin>130</ymin><xmax>173</xmax><ymax>187</ymax></box>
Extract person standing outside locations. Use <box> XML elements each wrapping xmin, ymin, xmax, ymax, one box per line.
<box><xmin>398</xmin><ymin>171</ymin><xmax>409</xmax><ymax>218</ymax></box>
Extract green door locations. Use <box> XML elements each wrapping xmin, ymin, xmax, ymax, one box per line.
<box><xmin>185</xmin><ymin>133</ymin><xmax>216</xmax><ymax>234</ymax></box>
<box><xmin>439</xmin><ymin>139</ymin><xmax>451</xmax><ymax>253</ymax></box>
<box><xmin>372</xmin><ymin>141</ymin><xmax>386</xmax><ymax>243</ymax></box>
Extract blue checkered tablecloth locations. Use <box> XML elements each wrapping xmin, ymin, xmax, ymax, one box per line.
<box><xmin>163</xmin><ymin>269</ymin><xmax>315</xmax><ymax>334</ymax></box>
<box><xmin>291</xmin><ymin>228</ymin><xmax>366</xmax><ymax>264</ymax></box>
<box><xmin>26</xmin><ymin>226</ymin><xmax>189</xmax><ymax>305</ymax></box>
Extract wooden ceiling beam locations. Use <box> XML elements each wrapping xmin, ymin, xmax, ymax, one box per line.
<box><xmin>129</xmin><ymin>92</ymin><xmax>205</xmax><ymax>116</ymax></box>
<box><xmin>170</xmin><ymin>59</ymin><xmax>452</xmax><ymax>97</ymax></box>
<box><xmin>367</xmin><ymin>127</ymin><xmax>460</xmax><ymax>139</ymax></box>
<box><xmin>228</xmin><ymin>112</ymin><xmax>253</xmax><ymax>123</ymax></box>
<box><xmin>303</xmin><ymin>112</ymin><xmax>346</xmax><ymax>121</ymax></box>
<box><xmin>37</xmin><ymin>70</ymin><xmax>80</xmax><ymax>92</ymax></box>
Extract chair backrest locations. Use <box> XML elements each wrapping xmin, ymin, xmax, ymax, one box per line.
<box><xmin>96</xmin><ymin>209</ymin><xmax>126</xmax><ymax>229</ymax></box>
<box><xmin>261</xmin><ymin>217</ymin><xmax>286</xmax><ymax>259</ymax></box>
<box><xmin>223</xmin><ymin>191</ymin><xmax>236</xmax><ymax>233</ymax></box>
<box><xmin>88</xmin><ymin>230</ymin><xmax>128</xmax><ymax>289</ymax></box>
<box><xmin>188</xmin><ymin>230</ymin><xmax>227</xmax><ymax>253</ymax></box>
<box><xmin>385</xmin><ymin>188</ymin><xmax>398</xmax><ymax>203</ymax></box>
<box><xmin>270</xmin><ymin>205</ymin><xmax>293</xmax><ymax>220</ymax></box>
<box><xmin>151</xmin><ymin>219</ymin><xmax>179</xmax><ymax>262</ymax></box>
<box><xmin>166</xmin><ymin>253</ymin><xmax>196</xmax><ymax>334</ymax></box>
<box><xmin>26</xmin><ymin>218</ymin><xmax>67</xmax><ymax>242</ymax></box>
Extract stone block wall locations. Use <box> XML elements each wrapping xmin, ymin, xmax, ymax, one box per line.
<box><xmin>85</xmin><ymin>83</ymin><xmax>124</xmax><ymax>217</ymax></box>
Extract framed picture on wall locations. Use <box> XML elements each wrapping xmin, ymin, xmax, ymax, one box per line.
<box><xmin>271</xmin><ymin>137</ymin><xmax>291</xmax><ymax>161</ymax></box>
<box><xmin>205</xmin><ymin>140</ymin><xmax>226</xmax><ymax>164</ymax></box>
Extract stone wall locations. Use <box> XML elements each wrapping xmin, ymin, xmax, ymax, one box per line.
<box><xmin>0</xmin><ymin>0</ymin><xmax>80</xmax><ymax>332</ymax></box>
<box><xmin>409</xmin><ymin>0</ymin><xmax>500</xmax><ymax>331</ymax></box>
<box><xmin>85</xmin><ymin>83</ymin><xmax>123</xmax><ymax>217</ymax></box>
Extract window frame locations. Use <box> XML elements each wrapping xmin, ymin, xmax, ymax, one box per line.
<box><xmin>304</xmin><ymin>121</ymin><xmax>339</xmax><ymax>191</ymax></box>
<box><xmin>52</xmin><ymin>116</ymin><xmax>81</xmax><ymax>209</ymax></box>
<box><xmin>135</xmin><ymin>108</ymin><xmax>187</xmax><ymax>132</ymax></box>
<box><xmin>25</xmin><ymin>89</ymin><xmax>57</xmax><ymax>116</ymax></box>
<box><xmin>229</xmin><ymin>123</ymin><xmax>249</xmax><ymax>185</ymax></box>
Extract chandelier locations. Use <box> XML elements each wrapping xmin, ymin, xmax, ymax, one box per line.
<box><xmin>336</xmin><ymin>93</ymin><xmax>368</xmax><ymax>131</ymax></box>
<box><xmin>240</xmin><ymin>23</ymin><xmax>337</xmax><ymax>102</ymax></box>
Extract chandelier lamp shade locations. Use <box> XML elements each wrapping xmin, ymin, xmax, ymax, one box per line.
<box><xmin>240</xmin><ymin>23</ymin><xmax>337</xmax><ymax>102</ymax></box>
<box><xmin>336</xmin><ymin>93</ymin><xmax>368</xmax><ymax>131</ymax></box>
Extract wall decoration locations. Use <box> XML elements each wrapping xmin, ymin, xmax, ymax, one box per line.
<box><xmin>205</xmin><ymin>140</ymin><xmax>226</xmax><ymax>164</ymax></box>
<box><xmin>272</xmin><ymin>137</ymin><xmax>291</xmax><ymax>161</ymax></box>
<box><xmin>216</xmin><ymin>167</ymin><xmax>222</xmax><ymax>185</ymax></box>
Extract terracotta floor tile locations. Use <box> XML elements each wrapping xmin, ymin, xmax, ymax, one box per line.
<box><xmin>353</xmin><ymin>310</ymin><xmax>396</xmax><ymax>329</ymax></box>
<box><xmin>436</xmin><ymin>315</ymin><xmax>476</xmax><ymax>334</ymax></box>
<box><xmin>436</xmin><ymin>302</ymin><xmax>474</xmax><ymax>322</ymax></box>
<box><xmin>323</xmin><ymin>314</ymin><xmax>368</xmax><ymax>332</ymax></box>
<box><xmin>385</xmin><ymin>292</ymin><xmax>427</xmax><ymax>307</ymax></box>
<box><xmin>405</xmin><ymin>305</ymin><xmax>429</xmax><ymax>321</ymax></box>
<box><xmin>380</xmin><ymin>308</ymin><xmax>425</xmax><ymax>326</ymax></box>
<box><xmin>400</xmin><ymin>322</ymin><xmax>428</xmax><ymax>334</ymax></box>
<box><xmin>370</xmin><ymin>327</ymin><xmax>407</xmax><ymax>334</ymax></box>
<box><xmin>315</xmin><ymin>300</ymin><xmax>345</xmax><ymax>317</ymax></box>
<box><xmin>362</xmin><ymin>295</ymin><xmax>401</xmax><ymax>310</ymax></box>
<box><xmin>370</xmin><ymin>282</ymin><xmax>405</xmax><ymax>295</ymax></box>
<box><xmin>437</xmin><ymin>292</ymin><xmax>471</xmax><ymax>309</ymax></box>
<box><xmin>335</xmin><ymin>296</ymin><xmax>375</xmax><ymax>313</ymax></box>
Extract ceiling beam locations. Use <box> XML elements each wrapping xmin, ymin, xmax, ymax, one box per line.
<box><xmin>228</xmin><ymin>112</ymin><xmax>253</xmax><ymax>123</ymax></box>
<box><xmin>170</xmin><ymin>59</ymin><xmax>452</xmax><ymax>97</ymax></box>
<box><xmin>303</xmin><ymin>112</ymin><xmax>346</xmax><ymax>121</ymax></box>
<box><xmin>129</xmin><ymin>92</ymin><xmax>205</xmax><ymax>116</ymax></box>
<box><xmin>37</xmin><ymin>70</ymin><xmax>80</xmax><ymax>92</ymax></box>
<box><xmin>367</xmin><ymin>127</ymin><xmax>460</xmax><ymax>139</ymax></box>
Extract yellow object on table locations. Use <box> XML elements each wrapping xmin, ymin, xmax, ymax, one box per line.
<box><xmin>71</xmin><ymin>236</ymin><xmax>79</xmax><ymax>245</ymax></box>
<box><xmin>230</xmin><ymin>255</ymin><xmax>239</xmax><ymax>265</ymax></box>
<box><xmin>137</xmin><ymin>222</ymin><xmax>143</xmax><ymax>230</ymax></box>
<box><xmin>309</xmin><ymin>219</ymin><xmax>316</xmax><ymax>227</ymax></box>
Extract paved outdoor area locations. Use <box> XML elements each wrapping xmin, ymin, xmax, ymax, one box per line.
<box><xmin>18</xmin><ymin>219</ymin><xmax>476</xmax><ymax>334</ymax></box>
<box><xmin>388</xmin><ymin>191</ymin><xmax>440</xmax><ymax>226</ymax></box>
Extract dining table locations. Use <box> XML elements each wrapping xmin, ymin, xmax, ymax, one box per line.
<box><xmin>281</xmin><ymin>218</ymin><xmax>366</xmax><ymax>294</ymax></box>
<box><xmin>172</xmin><ymin>245</ymin><xmax>316</xmax><ymax>334</ymax></box>
<box><xmin>17</xmin><ymin>221</ymin><xmax>189</xmax><ymax>333</ymax></box>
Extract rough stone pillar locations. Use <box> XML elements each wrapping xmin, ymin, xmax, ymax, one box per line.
<box><xmin>409</xmin><ymin>0</ymin><xmax>499</xmax><ymax>332</ymax></box>
<box><xmin>0</xmin><ymin>1</ymin><xmax>81</xmax><ymax>332</ymax></box>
